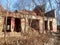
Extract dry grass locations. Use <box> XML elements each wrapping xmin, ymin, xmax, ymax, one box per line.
<box><xmin>0</xmin><ymin>29</ymin><xmax>50</xmax><ymax>45</ymax></box>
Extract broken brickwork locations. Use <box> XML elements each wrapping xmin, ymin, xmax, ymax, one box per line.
<box><xmin>0</xmin><ymin>5</ymin><xmax>57</xmax><ymax>37</ymax></box>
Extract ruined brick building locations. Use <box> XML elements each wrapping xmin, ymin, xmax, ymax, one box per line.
<box><xmin>0</xmin><ymin>4</ymin><xmax>57</xmax><ymax>36</ymax></box>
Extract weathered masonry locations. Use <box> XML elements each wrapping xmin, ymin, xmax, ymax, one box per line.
<box><xmin>0</xmin><ymin>5</ymin><xmax>57</xmax><ymax>35</ymax></box>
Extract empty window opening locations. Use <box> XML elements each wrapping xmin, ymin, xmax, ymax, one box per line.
<box><xmin>49</xmin><ymin>21</ymin><xmax>53</xmax><ymax>30</ymax></box>
<box><xmin>29</xmin><ymin>19</ymin><xmax>39</xmax><ymax>30</ymax></box>
<box><xmin>14</xmin><ymin>18</ymin><xmax>21</xmax><ymax>32</ymax></box>
<box><xmin>44</xmin><ymin>21</ymin><xmax>48</xmax><ymax>30</ymax></box>
<box><xmin>6</xmin><ymin>17</ymin><xmax>11</xmax><ymax>32</ymax></box>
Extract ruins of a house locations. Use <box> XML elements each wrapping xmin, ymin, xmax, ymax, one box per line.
<box><xmin>0</xmin><ymin>5</ymin><xmax>57</xmax><ymax>37</ymax></box>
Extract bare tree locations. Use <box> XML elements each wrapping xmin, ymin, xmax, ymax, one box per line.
<box><xmin>4</xmin><ymin>0</ymin><xmax>10</xmax><ymax>44</ymax></box>
<box><xmin>54</xmin><ymin>0</ymin><xmax>60</xmax><ymax>25</ymax></box>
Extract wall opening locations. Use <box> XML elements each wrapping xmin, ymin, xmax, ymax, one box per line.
<box><xmin>49</xmin><ymin>21</ymin><xmax>53</xmax><ymax>30</ymax></box>
<box><xmin>14</xmin><ymin>18</ymin><xmax>21</xmax><ymax>32</ymax></box>
<box><xmin>28</xmin><ymin>19</ymin><xmax>39</xmax><ymax>30</ymax></box>
<box><xmin>44</xmin><ymin>21</ymin><xmax>48</xmax><ymax>30</ymax></box>
<box><xmin>6</xmin><ymin>17</ymin><xmax>11</xmax><ymax>32</ymax></box>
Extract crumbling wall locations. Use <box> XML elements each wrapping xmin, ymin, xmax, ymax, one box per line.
<box><xmin>52</xmin><ymin>18</ymin><xmax>57</xmax><ymax>32</ymax></box>
<box><xmin>0</xmin><ymin>17</ymin><xmax>4</xmax><ymax>32</ymax></box>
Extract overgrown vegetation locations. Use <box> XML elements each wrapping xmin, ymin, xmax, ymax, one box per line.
<box><xmin>0</xmin><ymin>29</ymin><xmax>50</xmax><ymax>45</ymax></box>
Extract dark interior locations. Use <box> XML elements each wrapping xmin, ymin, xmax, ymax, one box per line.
<box><xmin>14</xmin><ymin>18</ymin><xmax>21</xmax><ymax>32</ymax></box>
<box><xmin>49</xmin><ymin>21</ymin><xmax>53</xmax><ymax>30</ymax></box>
<box><xmin>44</xmin><ymin>21</ymin><xmax>48</xmax><ymax>30</ymax></box>
<box><xmin>6</xmin><ymin>17</ymin><xmax>11</xmax><ymax>32</ymax></box>
<box><xmin>29</xmin><ymin>19</ymin><xmax>39</xmax><ymax>30</ymax></box>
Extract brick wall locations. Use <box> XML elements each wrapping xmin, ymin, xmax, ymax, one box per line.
<box><xmin>0</xmin><ymin>17</ymin><xmax>4</xmax><ymax>32</ymax></box>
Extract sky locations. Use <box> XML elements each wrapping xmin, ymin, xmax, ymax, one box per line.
<box><xmin>0</xmin><ymin>0</ymin><xmax>35</xmax><ymax>11</ymax></box>
<box><xmin>1</xmin><ymin>0</ymin><xmax>17</xmax><ymax>11</ymax></box>
<box><xmin>0</xmin><ymin>0</ymin><xmax>57</xmax><ymax>12</ymax></box>
<box><xmin>0</xmin><ymin>0</ymin><xmax>60</xmax><ymax>25</ymax></box>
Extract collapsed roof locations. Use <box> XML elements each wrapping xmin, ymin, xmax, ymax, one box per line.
<box><xmin>0</xmin><ymin>5</ymin><xmax>56</xmax><ymax>18</ymax></box>
<box><xmin>44</xmin><ymin>10</ymin><xmax>55</xmax><ymax>18</ymax></box>
<box><xmin>33</xmin><ymin>4</ymin><xmax>55</xmax><ymax>18</ymax></box>
<box><xmin>33</xmin><ymin>4</ymin><xmax>45</xmax><ymax>16</ymax></box>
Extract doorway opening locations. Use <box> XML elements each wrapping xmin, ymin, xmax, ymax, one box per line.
<box><xmin>49</xmin><ymin>21</ymin><xmax>53</xmax><ymax>30</ymax></box>
<box><xmin>14</xmin><ymin>18</ymin><xmax>21</xmax><ymax>32</ymax></box>
<box><xmin>6</xmin><ymin>17</ymin><xmax>11</xmax><ymax>32</ymax></box>
<box><xmin>28</xmin><ymin>19</ymin><xmax>39</xmax><ymax>30</ymax></box>
<box><xmin>44</xmin><ymin>21</ymin><xmax>48</xmax><ymax>30</ymax></box>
